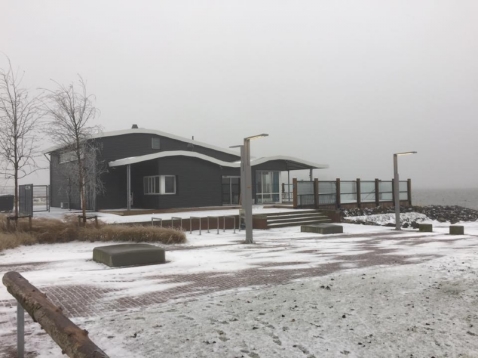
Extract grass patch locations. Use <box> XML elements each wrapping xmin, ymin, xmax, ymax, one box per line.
<box><xmin>0</xmin><ymin>215</ymin><xmax>186</xmax><ymax>253</ymax></box>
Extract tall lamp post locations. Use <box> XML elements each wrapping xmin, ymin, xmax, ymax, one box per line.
<box><xmin>229</xmin><ymin>144</ymin><xmax>245</xmax><ymax>208</ymax></box>
<box><xmin>232</xmin><ymin>134</ymin><xmax>268</xmax><ymax>244</ymax></box>
<box><xmin>394</xmin><ymin>151</ymin><xmax>417</xmax><ymax>230</ymax></box>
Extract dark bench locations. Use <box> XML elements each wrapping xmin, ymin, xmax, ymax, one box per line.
<box><xmin>93</xmin><ymin>244</ymin><xmax>166</xmax><ymax>267</ymax></box>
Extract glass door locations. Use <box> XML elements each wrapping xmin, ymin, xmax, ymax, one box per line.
<box><xmin>255</xmin><ymin>171</ymin><xmax>280</xmax><ymax>204</ymax></box>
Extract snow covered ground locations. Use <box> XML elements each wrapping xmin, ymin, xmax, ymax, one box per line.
<box><xmin>1</xmin><ymin>209</ymin><xmax>478</xmax><ymax>357</ymax></box>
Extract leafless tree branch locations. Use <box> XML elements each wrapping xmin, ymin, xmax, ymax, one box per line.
<box><xmin>42</xmin><ymin>75</ymin><xmax>105</xmax><ymax>222</ymax></box>
<box><xmin>0</xmin><ymin>56</ymin><xmax>43</xmax><ymax>219</ymax></box>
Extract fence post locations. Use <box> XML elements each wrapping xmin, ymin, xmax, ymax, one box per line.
<box><xmin>292</xmin><ymin>178</ymin><xmax>298</xmax><ymax>208</ymax></box>
<box><xmin>407</xmin><ymin>178</ymin><xmax>412</xmax><ymax>206</ymax></box>
<box><xmin>335</xmin><ymin>178</ymin><xmax>341</xmax><ymax>209</ymax></box>
<box><xmin>391</xmin><ymin>178</ymin><xmax>395</xmax><ymax>206</ymax></box>
<box><xmin>375</xmin><ymin>179</ymin><xmax>380</xmax><ymax>207</ymax></box>
<box><xmin>313</xmin><ymin>178</ymin><xmax>319</xmax><ymax>209</ymax></box>
<box><xmin>356</xmin><ymin>178</ymin><xmax>361</xmax><ymax>208</ymax></box>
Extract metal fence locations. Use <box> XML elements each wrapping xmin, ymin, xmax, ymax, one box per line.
<box><xmin>294</xmin><ymin>179</ymin><xmax>410</xmax><ymax>209</ymax></box>
<box><xmin>33</xmin><ymin>185</ymin><xmax>50</xmax><ymax>212</ymax></box>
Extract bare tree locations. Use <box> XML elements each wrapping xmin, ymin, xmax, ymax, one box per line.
<box><xmin>0</xmin><ymin>57</ymin><xmax>42</xmax><ymax>220</ymax></box>
<box><xmin>43</xmin><ymin>76</ymin><xmax>106</xmax><ymax>222</ymax></box>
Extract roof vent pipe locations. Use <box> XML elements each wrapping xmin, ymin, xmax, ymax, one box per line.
<box><xmin>132</xmin><ymin>124</ymin><xmax>138</xmax><ymax>129</ymax></box>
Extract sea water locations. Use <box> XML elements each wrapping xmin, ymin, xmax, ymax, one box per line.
<box><xmin>412</xmin><ymin>188</ymin><xmax>478</xmax><ymax>210</ymax></box>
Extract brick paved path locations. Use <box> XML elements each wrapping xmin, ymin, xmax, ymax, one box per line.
<box><xmin>1</xmin><ymin>230</ymin><xmax>477</xmax><ymax>356</ymax></box>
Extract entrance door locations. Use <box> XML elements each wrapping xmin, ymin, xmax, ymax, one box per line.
<box><xmin>255</xmin><ymin>171</ymin><xmax>280</xmax><ymax>204</ymax></box>
<box><xmin>222</xmin><ymin>177</ymin><xmax>241</xmax><ymax>205</ymax></box>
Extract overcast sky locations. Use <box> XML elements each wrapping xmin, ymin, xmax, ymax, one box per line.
<box><xmin>1</xmin><ymin>0</ymin><xmax>477</xmax><ymax>189</ymax></box>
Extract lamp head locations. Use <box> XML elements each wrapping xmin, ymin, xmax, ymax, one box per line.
<box><xmin>394</xmin><ymin>151</ymin><xmax>417</xmax><ymax>157</ymax></box>
<box><xmin>245</xmin><ymin>133</ymin><xmax>269</xmax><ymax>141</ymax></box>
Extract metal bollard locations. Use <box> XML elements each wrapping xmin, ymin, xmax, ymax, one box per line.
<box><xmin>17</xmin><ymin>301</ymin><xmax>24</xmax><ymax>358</ymax></box>
<box><xmin>171</xmin><ymin>217</ymin><xmax>182</xmax><ymax>230</ymax></box>
<box><xmin>190</xmin><ymin>217</ymin><xmax>202</xmax><ymax>235</ymax></box>
<box><xmin>151</xmin><ymin>217</ymin><xmax>162</xmax><ymax>227</ymax></box>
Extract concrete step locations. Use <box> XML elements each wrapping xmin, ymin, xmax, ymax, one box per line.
<box><xmin>268</xmin><ymin>218</ymin><xmax>331</xmax><ymax>229</ymax></box>
<box><xmin>259</xmin><ymin>210</ymin><xmax>319</xmax><ymax>218</ymax></box>
<box><xmin>267</xmin><ymin>215</ymin><xmax>329</xmax><ymax>224</ymax></box>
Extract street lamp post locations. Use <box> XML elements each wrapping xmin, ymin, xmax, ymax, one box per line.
<box><xmin>394</xmin><ymin>151</ymin><xmax>417</xmax><ymax>230</ymax></box>
<box><xmin>233</xmin><ymin>134</ymin><xmax>268</xmax><ymax>244</ymax></box>
<box><xmin>229</xmin><ymin>145</ymin><xmax>245</xmax><ymax>211</ymax></box>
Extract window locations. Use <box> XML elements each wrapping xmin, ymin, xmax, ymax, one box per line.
<box><xmin>151</xmin><ymin>137</ymin><xmax>160</xmax><ymax>150</ymax></box>
<box><xmin>144</xmin><ymin>175</ymin><xmax>176</xmax><ymax>195</ymax></box>
<box><xmin>59</xmin><ymin>150</ymin><xmax>82</xmax><ymax>164</ymax></box>
<box><xmin>255</xmin><ymin>171</ymin><xmax>280</xmax><ymax>204</ymax></box>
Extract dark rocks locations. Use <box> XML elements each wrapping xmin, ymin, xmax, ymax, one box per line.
<box><xmin>341</xmin><ymin>205</ymin><xmax>478</xmax><ymax>226</ymax></box>
<box><xmin>411</xmin><ymin>205</ymin><xmax>478</xmax><ymax>224</ymax></box>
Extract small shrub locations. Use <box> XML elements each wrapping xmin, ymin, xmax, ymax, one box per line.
<box><xmin>0</xmin><ymin>232</ymin><xmax>37</xmax><ymax>252</ymax></box>
<box><xmin>79</xmin><ymin>225</ymin><xmax>186</xmax><ymax>244</ymax></box>
<box><xmin>0</xmin><ymin>214</ymin><xmax>186</xmax><ymax>252</ymax></box>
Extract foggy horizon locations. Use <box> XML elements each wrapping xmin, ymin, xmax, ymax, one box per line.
<box><xmin>2</xmin><ymin>0</ymin><xmax>478</xmax><ymax>190</ymax></box>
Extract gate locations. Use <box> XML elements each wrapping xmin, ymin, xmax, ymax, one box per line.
<box><xmin>33</xmin><ymin>185</ymin><xmax>50</xmax><ymax>212</ymax></box>
<box><xmin>18</xmin><ymin>184</ymin><xmax>33</xmax><ymax>217</ymax></box>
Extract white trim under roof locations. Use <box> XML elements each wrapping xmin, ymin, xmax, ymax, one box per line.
<box><xmin>108</xmin><ymin>150</ymin><xmax>329</xmax><ymax>170</ymax></box>
<box><xmin>43</xmin><ymin>128</ymin><xmax>240</xmax><ymax>157</ymax></box>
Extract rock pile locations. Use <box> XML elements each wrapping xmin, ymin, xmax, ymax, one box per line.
<box><xmin>410</xmin><ymin>205</ymin><xmax>478</xmax><ymax>224</ymax></box>
<box><xmin>341</xmin><ymin>205</ymin><xmax>478</xmax><ymax>225</ymax></box>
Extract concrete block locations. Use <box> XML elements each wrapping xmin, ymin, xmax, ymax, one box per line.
<box><xmin>301</xmin><ymin>223</ymin><xmax>343</xmax><ymax>234</ymax></box>
<box><xmin>449</xmin><ymin>225</ymin><xmax>464</xmax><ymax>235</ymax></box>
<box><xmin>418</xmin><ymin>223</ymin><xmax>433</xmax><ymax>232</ymax></box>
<box><xmin>93</xmin><ymin>244</ymin><xmax>166</xmax><ymax>267</ymax></box>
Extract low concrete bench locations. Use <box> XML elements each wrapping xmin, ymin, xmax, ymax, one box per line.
<box><xmin>93</xmin><ymin>244</ymin><xmax>166</xmax><ymax>267</ymax></box>
<box><xmin>449</xmin><ymin>225</ymin><xmax>464</xmax><ymax>235</ymax></box>
<box><xmin>301</xmin><ymin>223</ymin><xmax>343</xmax><ymax>234</ymax></box>
<box><xmin>418</xmin><ymin>223</ymin><xmax>433</xmax><ymax>232</ymax></box>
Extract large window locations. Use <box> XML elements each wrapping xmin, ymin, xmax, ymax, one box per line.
<box><xmin>255</xmin><ymin>171</ymin><xmax>280</xmax><ymax>204</ymax></box>
<box><xmin>144</xmin><ymin>175</ymin><xmax>176</xmax><ymax>195</ymax></box>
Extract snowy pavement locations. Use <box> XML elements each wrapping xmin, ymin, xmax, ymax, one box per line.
<box><xmin>1</xmin><ymin>214</ymin><xmax>478</xmax><ymax>357</ymax></box>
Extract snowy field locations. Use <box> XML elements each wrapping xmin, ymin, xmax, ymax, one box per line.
<box><xmin>1</xmin><ymin>208</ymin><xmax>478</xmax><ymax>357</ymax></box>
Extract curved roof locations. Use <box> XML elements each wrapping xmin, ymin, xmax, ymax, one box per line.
<box><xmin>43</xmin><ymin>128</ymin><xmax>240</xmax><ymax>157</ymax></box>
<box><xmin>108</xmin><ymin>150</ymin><xmax>328</xmax><ymax>171</ymax></box>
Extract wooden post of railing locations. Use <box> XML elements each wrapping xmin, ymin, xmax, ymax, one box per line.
<box><xmin>375</xmin><ymin>179</ymin><xmax>380</xmax><ymax>207</ymax></box>
<box><xmin>335</xmin><ymin>178</ymin><xmax>341</xmax><ymax>209</ymax></box>
<box><xmin>292</xmin><ymin>178</ymin><xmax>298</xmax><ymax>208</ymax></box>
<box><xmin>407</xmin><ymin>178</ymin><xmax>412</xmax><ymax>206</ymax></box>
<box><xmin>3</xmin><ymin>272</ymin><xmax>109</xmax><ymax>358</ymax></box>
<box><xmin>356</xmin><ymin>178</ymin><xmax>361</xmax><ymax>208</ymax></box>
<box><xmin>313</xmin><ymin>178</ymin><xmax>319</xmax><ymax>209</ymax></box>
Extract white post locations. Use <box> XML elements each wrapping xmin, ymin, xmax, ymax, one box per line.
<box><xmin>126</xmin><ymin>164</ymin><xmax>131</xmax><ymax>211</ymax></box>
<box><xmin>17</xmin><ymin>301</ymin><xmax>24</xmax><ymax>358</ymax></box>
<box><xmin>394</xmin><ymin>154</ymin><xmax>400</xmax><ymax>230</ymax></box>
<box><xmin>287</xmin><ymin>170</ymin><xmax>290</xmax><ymax>203</ymax></box>
<box><xmin>393</xmin><ymin>151</ymin><xmax>417</xmax><ymax>230</ymax></box>
<box><xmin>244</xmin><ymin>139</ymin><xmax>253</xmax><ymax>243</ymax></box>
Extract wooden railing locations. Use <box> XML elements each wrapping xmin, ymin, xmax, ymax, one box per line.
<box><xmin>2</xmin><ymin>272</ymin><xmax>109</xmax><ymax>358</ymax></box>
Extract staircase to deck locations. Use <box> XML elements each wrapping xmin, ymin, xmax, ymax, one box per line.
<box><xmin>263</xmin><ymin>210</ymin><xmax>331</xmax><ymax>229</ymax></box>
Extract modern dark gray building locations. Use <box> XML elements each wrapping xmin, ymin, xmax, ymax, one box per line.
<box><xmin>46</xmin><ymin>126</ymin><xmax>328</xmax><ymax>211</ymax></box>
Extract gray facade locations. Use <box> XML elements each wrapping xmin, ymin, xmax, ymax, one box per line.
<box><xmin>48</xmin><ymin>128</ymin><xmax>326</xmax><ymax>211</ymax></box>
<box><xmin>50</xmin><ymin>130</ymin><xmax>241</xmax><ymax>210</ymax></box>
